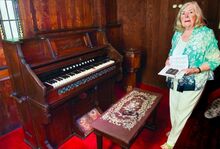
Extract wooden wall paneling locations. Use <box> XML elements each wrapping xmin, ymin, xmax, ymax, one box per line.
<box><xmin>0</xmin><ymin>69</ymin><xmax>8</xmax><ymax>79</ymax></box>
<box><xmin>95</xmin><ymin>0</ymin><xmax>106</xmax><ymax>27</ymax></box>
<box><xmin>106</xmin><ymin>0</ymin><xmax>117</xmax><ymax>24</ymax></box>
<box><xmin>47</xmin><ymin>0</ymin><xmax>58</xmax><ymax>30</ymax></box>
<box><xmin>155</xmin><ymin>0</ymin><xmax>171</xmax><ymax>86</ymax></box>
<box><xmin>18</xmin><ymin>0</ymin><xmax>97</xmax><ymax>37</ymax></box>
<box><xmin>117</xmin><ymin>0</ymin><xmax>146</xmax><ymax>50</ymax></box>
<box><xmin>0</xmin><ymin>78</ymin><xmax>20</xmax><ymax>136</ymax></box>
<box><xmin>67</xmin><ymin>0</ymin><xmax>95</xmax><ymax>28</ymax></box>
<box><xmin>0</xmin><ymin>36</ymin><xmax>6</xmax><ymax>67</ymax></box>
<box><xmin>32</xmin><ymin>0</ymin><xmax>51</xmax><ymax>31</ymax></box>
<box><xmin>105</xmin><ymin>0</ymin><xmax>122</xmax><ymax>52</ymax></box>
<box><xmin>206</xmin><ymin>0</ymin><xmax>220</xmax><ymax>34</ymax></box>
<box><xmin>106</xmin><ymin>25</ymin><xmax>122</xmax><ymax>52</ymax></box>
<box><xmin>142</xmin><ymin>0</ymin><xmax>160</xmax><ymax>86</ymax></box>
<box><xmin>18</xmin><ymin>0</ymin><xmax>35</xmax><ymax>37</ymax></box>
<box><xmin>143</xmin><ymin>0</ymin><xmax>179</xmax><ymax>87</ymax></box>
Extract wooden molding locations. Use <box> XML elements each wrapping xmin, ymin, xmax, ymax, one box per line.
<box><xmin>0</xmin><ymin>69</ymin><xmax>9</xmax><ymax>81</ymax></box>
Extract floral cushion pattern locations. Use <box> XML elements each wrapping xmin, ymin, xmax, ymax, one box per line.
<box><xmin>101</xmin><ymin>90</ymin><xmax>157</xmax><ymax>130</ymax></box>
<box><xmin>204</xmin><ymin>98</ymin><xmax>220</xmax><ymax>119</ymax></box>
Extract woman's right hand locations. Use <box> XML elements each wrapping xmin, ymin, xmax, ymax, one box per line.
<box><xmin>165</xmin><ymin>57</ymin><xmax>170</xmax><ymax>66</ymax></box>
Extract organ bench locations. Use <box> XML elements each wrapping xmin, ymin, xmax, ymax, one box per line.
<box><xmin>92</xmin><ymin>88</ymin><xmax>162</xmax><ymax>149</ymax></box>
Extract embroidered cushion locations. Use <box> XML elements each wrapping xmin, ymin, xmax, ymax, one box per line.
<box><xmin>204</xmin><ymin>98</ymin><xmax>220</xmax><ymax>119</ymax></box>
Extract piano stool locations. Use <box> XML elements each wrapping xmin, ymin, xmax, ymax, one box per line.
<box><xmin>92</xmin><ymin>88</ymin><xmax>162</xmax><ymax>149</ymax></box>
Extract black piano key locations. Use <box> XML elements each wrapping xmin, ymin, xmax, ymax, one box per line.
<box><xmin>47</xmin><ymin>80</ymin><xmax>57</xmax><ymax>84</ymax></box>
<box><xmin>55</xmin><ymin>77</ymin><xmax>63</xmax><ymax>81</ymax></box>
<box><xmin>90</xmin><ymin>63</ymin><xmax>97</xmax><ymax>67</ymax></box>
<box><xmin>70</xmin><ymin>70</ymin><xmax>78</xmax><ymax>74</ymax></box>
<box><xmin>45</xmin><ymin>80</ymin><xmax>56</xmax><ymax>86</ymax></box>
<box><xmin>75</xmin><ymin>70</ymin><xmax>82</xmax><ymax>73</ymax></box>
<box><xmin>69</xmin><ymin>72</ymin><xmax>76</xmax><ymax>75</ymax></box>
<box><xmin>79</xmin><ymin>68</ymin><xmax>86</xmax><ymax>71</ymax></box>
<box><xmin>84</xmin><ymin>66</ymin><xmax>92</xmax><ymax>70</ymax></box>
<box><xmin>61</xmin><ymin>74</ymin><xmax>70</xmax><ymax>79</ymax></box>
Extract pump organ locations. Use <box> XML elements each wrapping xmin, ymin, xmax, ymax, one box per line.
<box><xmin>2</xmin><ymin>27</ymin><xmax>122</xmax><ymax>149</ymax></box>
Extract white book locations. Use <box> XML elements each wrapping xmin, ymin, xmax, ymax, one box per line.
<box><xmin>158</xmin><ymin>55</ymin><xmax>188</xmax><ymax>79</ymax></box>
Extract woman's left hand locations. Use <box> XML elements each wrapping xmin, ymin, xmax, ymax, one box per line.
<box><xmin>183</xmin><ymin>68</ymin><xmax>200</xmax><ymax>75</ymax></box>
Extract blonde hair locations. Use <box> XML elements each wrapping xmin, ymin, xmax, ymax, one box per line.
<box><xmin>174</xmin><ymin>1</ymin><xmax>206</xmax><ymax>32</ymax></box>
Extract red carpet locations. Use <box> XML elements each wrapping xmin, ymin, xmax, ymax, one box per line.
<box><xmin>0</xmin><ymin>84</ymin><xmax>170</xmax><ymax>149</ymax></box>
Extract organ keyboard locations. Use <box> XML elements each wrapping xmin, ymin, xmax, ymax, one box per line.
<box><xmin>43</xmin><ymin>57</ymin><xmax>115</xmax><ymax>89</ymax></box>
<box><xmin>3</xmin><ymin>27</ymin><xmax>122</xmax><ymax>149</ymax></box>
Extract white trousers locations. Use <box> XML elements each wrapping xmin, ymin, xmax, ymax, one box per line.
<box><xmin>167</xmin><ymin>81</ymin><xmax>204</xmax><ymax>146</ymax></box>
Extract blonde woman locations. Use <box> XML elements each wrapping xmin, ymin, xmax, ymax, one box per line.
<box><xmin>161</xmin><ymin>1</ymin><xmax>220</xmax><ymax>149</ymax></box>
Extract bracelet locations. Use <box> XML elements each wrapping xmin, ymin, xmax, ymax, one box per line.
<box><xmin>197</xmin><ymin>67</ymin><xmax>201</xmax><ymax>73</ymax></box>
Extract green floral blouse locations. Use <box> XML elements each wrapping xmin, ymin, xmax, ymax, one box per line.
<box><xmin>167</xmin><ymin>26</ymin><xmax>220</xmax><ymax>91</ymax></box>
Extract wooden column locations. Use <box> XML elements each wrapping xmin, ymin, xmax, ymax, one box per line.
<box><xmin>124</xmin><ymin>48</ymin><xmax>141</xmax><ymax>92</ymax></box>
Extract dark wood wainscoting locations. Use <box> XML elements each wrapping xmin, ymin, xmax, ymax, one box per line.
<box><xmin>0</xmin><ymin>70</ymin><xmax>20</xmax><ymax>136</ymax></box>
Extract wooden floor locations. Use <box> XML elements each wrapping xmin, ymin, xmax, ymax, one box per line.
<box><xmin>175</xmin><ymin>85</ymin><xmax>220</xmax><ymax>149</ymax></box>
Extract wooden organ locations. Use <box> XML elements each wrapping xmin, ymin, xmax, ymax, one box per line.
<box><xmin>2</xmin><ymin>27</ymin><xmax>122</xmax><ymax>149</ymax></box>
